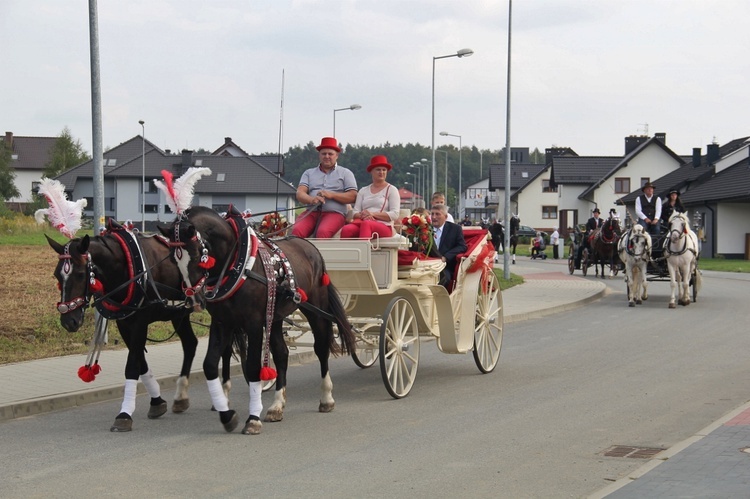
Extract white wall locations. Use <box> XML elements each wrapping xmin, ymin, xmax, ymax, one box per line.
<box><xmin>8</xmin><ymin>169</ymin><xmax>42</xmax><ymax>203</ymax></box>
<box><xmin>593</xmin><ymin>145</ymin><xmax>680</xmax><ymax>216</ymax></box>
<box><xmin>716</xmin><ymin>204</ymin><xmax>750</xmax><ymax>255</ymax></box>
<box><xmin>514</xmin><ymin>169</ymin><xmax>559</xmax><ymax>230</ymax></box>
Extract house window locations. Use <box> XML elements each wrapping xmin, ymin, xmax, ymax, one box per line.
<box><xmin>542</xmin><ymin>180</ymin><xmax>557</xmax><ymax>193</ymax></box>
<box><xmin>144</xmin><ymin>204</ymin><xmax>158</xmax><ymax>213</ymax></box>
<box><xmin>144</xmin><ymin>180</ymin><xmax>157</xmax><ymax>193</ymax></box>
<box><xmin>640</xmin><ymin>177</ymin><xmax>650</xmax><ymax>188</ymax></box>
<box><xmin>164</xmin><ymin>205</ymin><xmax>174</xmax><ymax>214</ymax></box>
<box><xmin>614</xmin><ymin>177</ymin><xmax>630</xmax><ymax>194</ymax></box>
<box><xmin>542</xmin><ymin>206</ymin><xmax>558</xmax><ymax>219</ymax></box>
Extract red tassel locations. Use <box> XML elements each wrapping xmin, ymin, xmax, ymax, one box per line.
<box><xmin>77</xmin><ymin>365</ymin><xmax>95</xmax><ymax>383</ymax></box>
<box><xmin>89</xmin><ymin>278</ymin><xmax>104</xmax><ymax>294</ymax></box>
<box><xmin>321</xmin><ymin>273</ymin><xmax>330</xmax><ymax>286</ymax></box>
<box><xmin>91</xmin><ymin>362</ymin><xmax>101</xmax><ymax>375</ymax></box>
<box><xmin>260</xmin><ymin>366</ymin><xmax>277</xmax><ymax>381</ymax></box>
<box><xmin>198</xmin><ymin>255</ymin><xmax>216</xmax><ymax>269</ymax></box>
<box><xmin>297</xmin><ymin>288</ymin><xmax>308</xmax><ymax>303</ymax></box>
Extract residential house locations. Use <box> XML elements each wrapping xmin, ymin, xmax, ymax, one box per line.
<box><xmin>3</xmin><ymin>131</ymin><xmax>56</xmax><ymax>209</ymax></box>
<box><xmin>461</xmin><ymin>178</ymin><xmax>496</xmax><ymax>223</ymax></box>
<box><xmin>54</xmin><ymin>136</ymin><xmax>296</xmax><ymax>230</ymax></box>
<box><xmin>487</xmin><ymin>147</ymin><xmax>546</xmax><ymax>224</ymax></box>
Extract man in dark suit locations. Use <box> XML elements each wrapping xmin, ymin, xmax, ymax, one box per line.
<box><xmin>576</xmin><ymin>208</ymin><xmax>603</xmax><ymax>268</ymax></box>
<box><xmin>431</xmin><ymin>204</ymin><xmax>467</xmax><ymax>287</ymax></box>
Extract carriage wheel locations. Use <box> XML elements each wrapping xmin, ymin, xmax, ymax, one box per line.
<box><xmin>352</xmin><ymin>325</ymin><xmax>379</xmax><ymax>368</ymax></box>
<box><xmin>567</xmin><ymin>246</ymin><xmax>575</xmax><ymax>275</ymax></box>
<box><xmin>581</xmin><ymin>249</ymin><xmax>590</xmax><ymax>276</ymax></box>
<box><xmin>473</xmin><ymin>273</ymin><xmax>503</xmax><ymax>373</ymax></box>
<box><xmin>379</xmin><ymin>296</ymin><xmax>420</xmax><ymax>399</ymax></box>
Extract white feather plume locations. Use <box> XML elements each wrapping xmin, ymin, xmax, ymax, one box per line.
<box><xmin>34</xmin><ymin>178</ymin><xmax>88</xmax><ymax>239</ymax></box>
<box><xmin>153</xmin><ymin>167</ymin><xmax>211</xmax><ymax>214</ymax></box>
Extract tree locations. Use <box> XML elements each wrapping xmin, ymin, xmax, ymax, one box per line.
<box><xmin>44</xmin><ymin>127</ymin><xmax>91</xmax><ymax>177</ymax></box>
<box><xmin>0</xmin><ymin>141</ymin><xmax>21</xmax><ymax>200</ymax></box>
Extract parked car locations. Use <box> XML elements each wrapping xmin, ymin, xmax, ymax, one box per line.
<box><xmin>516</xmin><ymin>224</ymin><xmax>538</xmax><ymax>238</ymax></box>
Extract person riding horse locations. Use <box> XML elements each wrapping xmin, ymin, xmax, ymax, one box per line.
<box><xmin>575</xmin><ymin>208</ymin><xmax>602</xmax><ymax>269</ymax></box>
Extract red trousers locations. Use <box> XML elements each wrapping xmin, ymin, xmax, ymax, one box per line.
<box><xmin>340</xmin><ymin>220</ymin><xmax>393</xmax><ymax>239</ymax></box>
<box><xmin>292</xmin><ymin>211</ymin><xmax>346</xmax><ymax>238</ymax></box>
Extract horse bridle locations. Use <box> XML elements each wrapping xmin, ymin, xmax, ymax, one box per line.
<box><xmin>169</xmin><ymin>218</ymin><xmax>210</xmax><ymax>302</ymax></box>
<box><xmin>664</xmin><ymin>217</ymin><xmax>692</xmax><ymax>256</ymax></box>
<box><xmin>55</xmin><ymin>242</ymin><xmax>94</xmax><ymax>314</ymax></box>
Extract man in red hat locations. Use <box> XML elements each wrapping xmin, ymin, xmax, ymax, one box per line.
<box><xmin>635</xmin><ymin>181</ymin><xmax>662</xmax><ymax>237</ymax></box>
<box><xmin>293</xmin><ymin>137</ymin><xmax>358</xmax><ymax>238</ymax></box>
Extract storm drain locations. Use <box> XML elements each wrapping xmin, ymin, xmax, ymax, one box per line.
<box><xmin>601</xmin><ymin>445</ymin><xmax>665</xmax><ymax>459</ymax></box>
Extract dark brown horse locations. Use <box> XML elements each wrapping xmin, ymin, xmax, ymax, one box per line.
<box><xmin>588</xmin><ymin>215</ymin><xmax>622</xmax><ymax>278</ymax></box>
<box><xmin>164</xmin><ymin>206</ymin><xmax>356</xmax><ymax>435</ymax></box>
<box><xmin>47</xmin><ymin>226</ymin><xmax>232</xmax><ymax>432</ymax></box>
<box><xmin>508</xmin><ymin>215</ymin><xmax>520</xmax><ymax>264</ymax></box>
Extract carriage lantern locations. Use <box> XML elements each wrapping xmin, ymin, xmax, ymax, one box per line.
<box><xmin>693</xmin><ymin>211</ymin><xmax>702</xmax><ymax>232</ymax></box>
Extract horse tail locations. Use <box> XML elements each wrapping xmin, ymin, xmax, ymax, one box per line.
<box><xmin>327</xmin><ymin>282</ymin><xmax>356</xmax><ymax>356</ymax></box>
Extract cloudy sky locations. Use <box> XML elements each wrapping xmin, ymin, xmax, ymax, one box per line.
<box><xmin>3</xmin><ymin>0</ymin><xmax>749</xmax><ymax>160</ymax></box>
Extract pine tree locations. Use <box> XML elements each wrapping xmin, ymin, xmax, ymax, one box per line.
<box><xmin>44</xmin><ymin>127</ymin><xmax>91</xmax><ymax>177</ymax></box>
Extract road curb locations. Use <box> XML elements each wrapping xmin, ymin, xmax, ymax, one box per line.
<box><xmin>505</xmin><ymin>283</ymin><xmax>608</xmax><ymax>324</ymax></box>
<box><xmin>0</xmin><ymin>350</ymin><xmax>319</xmax><ymax>423</ymax></box>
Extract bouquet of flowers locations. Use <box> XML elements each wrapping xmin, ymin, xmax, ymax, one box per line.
<box><xmin>402</xmin><ymin>212</ymin><xmax>434</xmax><ymax>254</ymax></box>
<box><xmin>258</xmin><ymin>212</ymin><xmax>288</xmax><ymax>236</ymax></box>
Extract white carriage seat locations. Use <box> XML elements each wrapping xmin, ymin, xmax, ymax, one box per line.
<box><xmin>397</xmin><ymin>257</ymin><xmax>445</xmax><ymax>280</ymax></box>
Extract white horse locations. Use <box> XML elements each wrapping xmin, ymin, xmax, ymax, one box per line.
<box><xmin>618</xmin><ymin>225</ymin><xmax>652</xmax><ymax>307</ymax></box>
<box><xmin>664</xmin><ymin>212</ymin><xmax>702</xmax><ymax>308</ymax></box>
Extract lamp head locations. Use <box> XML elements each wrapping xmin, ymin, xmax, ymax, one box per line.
<box><xmin>440</xmin><ymin>131</ymin><xmax>449</xmax><ymax>136</ymax></box>
<box><xmin>350</xmin><ymin>104</ymin><xmax>362</xmax><ymax>110</ymax></box>
<box><xmin>457</xmin><ymin>48</ymin><xmax>474</xmax><ymax>58</ymax></box>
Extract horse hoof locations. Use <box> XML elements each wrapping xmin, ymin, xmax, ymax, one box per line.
<box><xmin>264</xmin><ymin>409</ymin><xmax>284</xmax><ymax>422</ymax></box>
<box><xmin>220</xmin><ymin>410</ymin><xmax>238</xmax><ymax>432</ymax></box>
<box><xmin>629</xmin><ymin>302</ymin><xmax>635</xmax><ymax>307</ymax></box>
<box><xmin>172</xmin><ymin>398</ymin><xmax>190</xmax><ymax>413</ymax></box>
<box><xmin>669</xmin><ymin>303</ymin><xmax>676</xmax><ymax>309</ymax></box>
<box><xmin>147</xmin><ymin>400</ymin><xmax>168</xmax><ymax>419</ymax></box>
<box><xmin>635</xmin><ymin>300</ymin><xmax>642</xmax><ymax>305</ymax></box>
<box><xmin>319</xmin><ymin>402</ymin><xmax>335</xmax><ymax>413</ymax></box>
<box><xmin>241</xmin><ymin>418</ymin><xmax>262</xmax><ymax>435</ymax></box>
<box><xmin>110</xmin><ymin>414</ymin><xmax>133</xmax><ymax>432</ymax></box>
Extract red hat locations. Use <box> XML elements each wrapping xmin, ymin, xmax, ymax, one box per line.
<box><xmin>366</xmin><ymin>155</ymin><xmax>392</xmax><ymax>172</ymax></box>
<box><xmin>316</xmin><ymin>137</ymin><xmax>341</xmax><ymax>152</ymax></box>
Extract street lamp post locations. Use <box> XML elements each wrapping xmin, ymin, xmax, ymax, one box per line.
<box><xmin>440</xmin><ymin>131</ymin><xmax>463</xmax><ymax>218</ymax></box>
<box><xmin>436</xmin><ymin>149</ymin><xmax>449</xmax><ymax>198</ymax></box>
<box><xmin>409</xmin><ymin>164</ymin><xmax>421</xmax><ymax>205</ymax></box>
<box><xmin>479</xmin><ymin>150</ymin><xmax>484</xmax><ymax>178</ymax></box>
<box><xmin>431</xmin><ymin>48</ymin><xmax>473</xmax><ymax>196</ymax></box>
<box><xmin>139</xmin><ymin>120</ymin><xmax>145</xmax><ymax>232</ymax></box>
<box><xmin>333</xmin><ymin>104</ymin><xmax>362</xmax><ymax>136</ymax></box>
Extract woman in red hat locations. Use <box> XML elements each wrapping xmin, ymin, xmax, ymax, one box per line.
<box><xmin>293</xmin><ymin>137</ymin><xmax>358</xmax><ymax>238</ymax></box>
<box><xmin>341</xmin><ymin>155</ymin><xmax>401</xmax><ymax>239</ymax></box>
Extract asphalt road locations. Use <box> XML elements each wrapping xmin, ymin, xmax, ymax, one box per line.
<box><xmin>1</xmin><ymin>272</ymin><xmax>749</xmax><ymax>498</ymax></box>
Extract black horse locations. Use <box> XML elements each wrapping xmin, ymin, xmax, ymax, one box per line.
<box><xmin>47</xmin><ymin>226</ymin><xmax>232</xmax><ymax>432</ymax></box>
<box><xmin>165</xmin><ymin>206</ymin><xmax>356</xmax><ymax>435</ymax></box>
<box><xmin>588</xmin><ymin>216</ymin><xmax>622</xmax><ymax>278</ymax></box>
<box><xmin>508</xmin><ymin>215</ymin><xmax>520</xmax><ymax>264</ymax></box>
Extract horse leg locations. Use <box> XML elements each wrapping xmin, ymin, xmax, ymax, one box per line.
<box><xmin>680</xmin><ymin>266</ymin><xmax>691</xmax><ymax>306</ymax></box>
<box><xmin>110</xmin><ymin>321</ymin><xmax>161</xmax><ymax>432</ymax></box>
<box><xmin>264</xmin><ymin>320</ymin><xmax>289</xmax><ymax>423</ymax></box>
<box><xmin>302</xmin><ymin>310</ymin><xmax>336</xmax><ymax>413</ymax></box>
<box><xmin>667</xmin><ymin>261</ymin><xmax>678</xmax><ymax>308</ymax></box>
<box><xmin>625</xmin><ymin>264</ymin><xmax>635</xmax><ymax>306</ymax></box>
<box><xmin>172</xmin><ymin>314</ymin><xmax>198</xmax><ymax>413</ymax></box>
<box><xmin>204</xmin><ymin>321</ymin><xmax>238</xmax><ymax>432</ymax></box>
<box><xmin>241</xmin><ymin>324</ymin><xmax>265</xmax><ymax>435</ymax></box>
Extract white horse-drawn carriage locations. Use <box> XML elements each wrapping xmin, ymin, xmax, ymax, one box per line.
<box><xmin>618</xmin><ymin>212</ymin><xmax>701</xmax><ymax>308</ymax></box>
<box><xmin>286</xmin><ymin>228</ymin><xmax>504</xmax><ymax>398</ymax></box>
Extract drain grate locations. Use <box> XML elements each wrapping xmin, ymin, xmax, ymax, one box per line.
<box><xmin>601</xmin><ymin>445</ymin><xmax>665</xmax><ymax>459</ymax></box>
